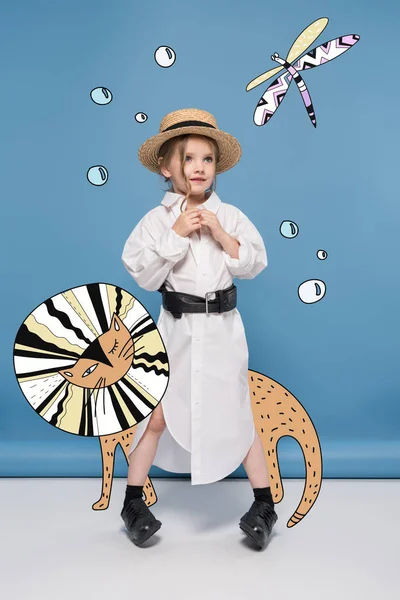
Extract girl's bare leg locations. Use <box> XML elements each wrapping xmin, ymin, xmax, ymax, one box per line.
<box><xmin>241</xmin><ymin>430</ymin><xmax>271</xmax><ymax>488</ymax></box>
<box><xmin>127</xmin><ymin>402</ymin><xmax>166</xmax><ymax>486</ymax></box>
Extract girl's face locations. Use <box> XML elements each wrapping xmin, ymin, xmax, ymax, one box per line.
<box><xmin>160</xmin><ymin>136</ymin><xmax>216</xmax><ymax>201</ymax></box>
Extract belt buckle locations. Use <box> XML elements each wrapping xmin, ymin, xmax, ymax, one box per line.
<box><xmin>205</xmin><ymin>291</ymin><xmax>216</xmax><ymax>315</ymax></box>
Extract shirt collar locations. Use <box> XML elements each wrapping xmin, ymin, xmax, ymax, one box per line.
<box><xmin>160</xmin><ymin>191</ymin><xmax>221</xmax><ymax>216</ymax></box>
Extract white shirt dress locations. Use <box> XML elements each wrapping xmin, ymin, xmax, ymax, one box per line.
<box><xmin>121</xmin><ymin>191</ymin><xmax>267</xmax><ymax>485</ymax></box>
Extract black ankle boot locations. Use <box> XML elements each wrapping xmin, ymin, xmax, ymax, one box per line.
<box><xmin>121</xmin><ymin>498</ymin><xmax>162</xmax><ymax>546</ymax></box>
<box><xmin>239</xmin><ymin>500</ymin><xmax>278</xmax><ymax>550</ymax></box>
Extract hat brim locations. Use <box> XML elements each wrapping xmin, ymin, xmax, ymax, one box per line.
<box><xmin>138</xmin><ymin>126</ymin><xmax>242</xmax><ymax>174</ymax></box>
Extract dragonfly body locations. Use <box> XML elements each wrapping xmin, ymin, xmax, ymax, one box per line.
<box><xmin>269</xmin><ymin>53</ymin><xmax>317</xmax><ymax>127</ymax></box>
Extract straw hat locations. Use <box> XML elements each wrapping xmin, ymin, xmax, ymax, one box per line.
<box><xmin>138</xmin><ymin>108</ymin><xmax>242</xmax><ymax>174</ymax></box>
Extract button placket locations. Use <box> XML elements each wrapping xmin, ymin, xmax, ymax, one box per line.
<box><xmin>191</xmin><ymin>241</ymin><xmax>206</xmax><ymax>480</ymax></box>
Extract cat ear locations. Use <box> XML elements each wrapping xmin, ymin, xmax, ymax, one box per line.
<box><xmin>109</xmin><ymin>313</ymin><xmax>120</xmax><ymax>332</ymax></box>
<box><xmin>60</xmin><ymin>371</ymin><xmax>73</xmax><ymax>378</ymax></box>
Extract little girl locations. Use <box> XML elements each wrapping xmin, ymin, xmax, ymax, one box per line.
<box><xmin>120</xmin><ymin>108</ymin><xmax>278</xmax><ymax>550</ymax></box>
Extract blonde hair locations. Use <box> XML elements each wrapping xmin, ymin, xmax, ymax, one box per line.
<box><xmin>158</xmin><ymin>134</ymin><xmax>220</xmax><ymax>213</ymax></box>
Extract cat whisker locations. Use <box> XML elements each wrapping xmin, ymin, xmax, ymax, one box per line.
<box><xmin>132</xmin><ymin>334</ymin><xmax>144</xmax><ymax>343</ymax></box>
<box><xmin>83</xmin><ymin>389</ymin><xmax>88</xmax><ymax>411</ymax></box>
<box><xmin>124</xmin><ymin>352</ymin><xmax>134</xmax><ymax>361</ymax></box>
<box><xmin>88</xmin><ymin>377</ymin><xmax>103</xmax><ymax>407</ymax></box>
<box><xmin>92</xmin><ymin>377</ymin><xmax>103</xmax><ymax>392</ymax></box>
<box><xmin>121</xmin><ymin>341</ymin><xmax>134</xmax><ymax>359</ymax></box>
<box><xmin>92</xmin><ymin>377</ymin><xmax>104</xmax><ymax>419</ymax></box>
<box><xmin>119</xmin><ymin>338</ymin><xmax>133</xmax><ymax>358</ymax></box>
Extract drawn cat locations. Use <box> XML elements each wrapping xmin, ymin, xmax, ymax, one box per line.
<box><xmin>92</xmin><ymin>369</ymin><xmax>323</xmax><ymax>529</ymax></box>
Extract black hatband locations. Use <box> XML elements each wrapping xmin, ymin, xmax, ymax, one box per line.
<box><xmin>162</xmin><ymin>120</ymin><xmax>216</xmax><ymax>133</ymax></box>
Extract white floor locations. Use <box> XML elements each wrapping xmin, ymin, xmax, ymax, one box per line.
<box><xmin>2</xmin><ymin>478</ymin><xmax>399</xmax><ymax>599</ymax></box>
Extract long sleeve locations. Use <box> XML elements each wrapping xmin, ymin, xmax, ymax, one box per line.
<box><xmin>222</xmin><ymin>209</ymin><xmax>267</xmax><ymax>279</ymax></box>
<box><xmin>122</xmin><ymin>212</ymin><xmax>190</xmax><ymax>291</ymax></box>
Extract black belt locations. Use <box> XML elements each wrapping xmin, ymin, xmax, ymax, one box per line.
<box><xmin>158</xmin><ymin>283</ymin><xmax>237</xmax><ymax>319</ymax></box>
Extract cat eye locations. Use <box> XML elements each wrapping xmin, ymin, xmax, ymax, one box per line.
<box><xmin>64</xmin><ymin>371</ymin><xmax>73</xmax><ymax>377</ymax></box>
<box><xmin>109</xmin><ymin>339</ymin><xmax>119</xmax><ymax>354</ymax></box>
<box><xmin>82</xmin><ymin>363</ymin><xmax>98</xmax><ymax>377</ymax></box>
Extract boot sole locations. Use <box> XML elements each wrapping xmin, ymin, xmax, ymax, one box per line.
<box><xmin>127</xmin><ymin>519</ymin><xmax>162</xmax><ymax>546</ymax></box>
<box><xmin>239</xmin><ymin>520</ymin><xmax>266</xmax><ymax>550</ymax></box>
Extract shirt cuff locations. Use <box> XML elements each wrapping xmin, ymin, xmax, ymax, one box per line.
<box><xmin>222</xmin><ymin>233</ymin><xmax>256</xmax><ymax>276</ymax></box>
<box><xmin>153</xmin><ymin>227</ymin><xmax>190</xmax><ymax>261</ymax></box>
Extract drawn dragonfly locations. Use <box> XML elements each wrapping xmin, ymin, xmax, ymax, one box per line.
<box><xmin>246</xmin><ymin>18</ymin><xmax>360</xmax><ymax>128</ymax></box>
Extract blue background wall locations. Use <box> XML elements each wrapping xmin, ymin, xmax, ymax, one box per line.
<box><xmin>1</xmin><ymin>0</ymin><xmax>399</xmax><ymax>478</ymax></box>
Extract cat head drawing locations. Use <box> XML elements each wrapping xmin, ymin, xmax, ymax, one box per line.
<box><xmin>59</xmin><ymin>313</ymin><xmax>133</xmax><ymax>389</ymax></box>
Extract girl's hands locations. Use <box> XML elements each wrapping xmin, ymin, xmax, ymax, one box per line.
<box><xmin>172</xmin><ymin>207</ymin><xmax>226</xmax><ymax>242</ymax></box>
<box><xmin>172</xmin><ymin>208</ymin><xmax>202</xmax><ymax>237</ymax></box>
<box><xmin>197</xmin><ymin>208</ymin><xmax>225</xmax><ymax>242</ymax></box>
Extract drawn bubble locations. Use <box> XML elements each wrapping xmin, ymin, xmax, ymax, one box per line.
<box><xmin>298</xmin><ymin>279</ymin><xmax>326</xmax><ymax>304</ymax></box>
<box><xmin>90</xmin><ymin>87</ymin><xmax>113</xmax><ymax>105</ymax></box>
<box><xmin>87</xmin><ymin>166</ymin><xmax>109</xmax><ymax>186</ymax></box>
<box><xmin>135</xmin><ymin>112</ymin><xmax>148</xmax><ymax>123</ymax></box>
<box><xmin>154</xmin><ymin>45</ymin><xmax>176</xmax><ymax>68</ymax></box>
<box><xmin>280</xmin><ymin>221</ymin><xmax>299</xmax><ymax>238</ymax></box>
<box><xmin>317</xmin><ymin>250</ymin><xmax>328</xmax><ymax>260</ymax></box>
<box><xmin>12</xmin><ymin>282</ymin><xmax>169</xmax><ymax>437</ymax></box>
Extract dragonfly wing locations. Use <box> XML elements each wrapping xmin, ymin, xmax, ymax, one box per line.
<box><xmin>253</xmin><ymin>71</ymin><xmax>292</xmax><ymax>126</ymax></box>
<box><xmin>246</xmin><ymin>65</ymin><xmax>283</xmax><ymax>91</ymax></box>
<box><xmin>286</xmin><ymin>18</ymin><xmax>329</xmax><ymax>64</ymax></box>
<box><xmin>246</xmin><ymin>17</ymin><xmax>329</xmax><ymax>91</ymax></box>
<box><xmin>293</xmin><ymin>34</ymin><xmax>360</xmax><ymax>71</ymax></box>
